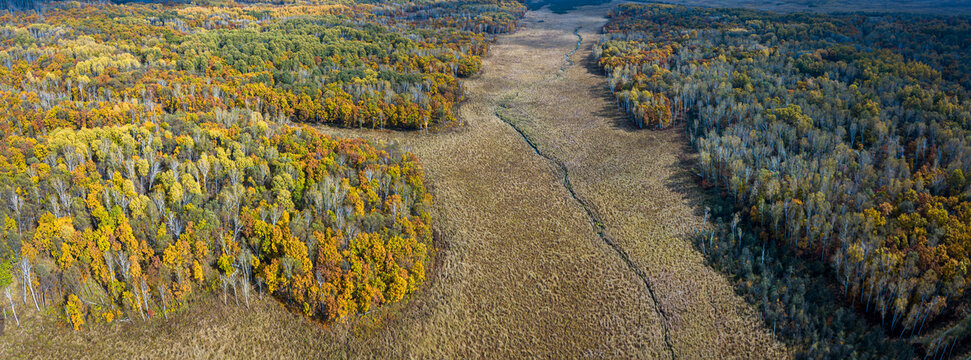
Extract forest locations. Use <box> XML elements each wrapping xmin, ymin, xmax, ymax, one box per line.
<box><xmin>7</xmin><ymin>0</ymin><xmax>971</xmax><ymax>358</ymax></box>
<box><xmin>596</xmin><ymin>3</ymin><xmax>971</xmax><ymax>358</ymax></box>
<box><xmin>0</xmin><ymin>0</ymin><xmax>522</xmax><ymax>330</ymax></box>
<box><xmin>0</xmin><ymin>0</ymin><xmax>523</xmax><ymax>132</ymax></box>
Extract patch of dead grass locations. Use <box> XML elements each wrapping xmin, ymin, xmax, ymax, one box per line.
<box><xmin>494</xmin><ymin>3</ymin><xmax>789</xmax><ymax>358</ymax></box>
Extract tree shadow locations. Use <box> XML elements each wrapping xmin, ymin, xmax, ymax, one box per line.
<box><xmin>574</xmin><ymin>30</ymin><xmax>712</xmax><ymax>219</ymax></box>
<box><xmin>659</xmin><ymin>127</ymin><xmax>713</xmax><ymax>220</ymax></box>
<box><xmin>579</xmin><ymin>45</ymin><xmax>643</xmax><ymax>132</ymax></box>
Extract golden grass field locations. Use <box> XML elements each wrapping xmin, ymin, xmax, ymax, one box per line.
<box><xmin>1</xmin><ymin>3</ymin><xmax>787</xmax><ymax>358</ymax></box>
<box><xmin>489</xmin><ymin>4</ymin><xmax>786</xmax><ymax>357</ymax></box>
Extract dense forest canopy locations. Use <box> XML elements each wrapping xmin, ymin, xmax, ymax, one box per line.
<box><xmin>0</xmin><ymin>0</ymin><xmax>523</xmax><ymax>330</ymax></box>
<box><xmin>596</xmin><ymin>3</ymin><xmax>971</xmax><ymax>358</ymax></box>
<box><xmin>0</xmin><ymin>0</ymin><xmax>523</xmax><ymax>132</ymax></box>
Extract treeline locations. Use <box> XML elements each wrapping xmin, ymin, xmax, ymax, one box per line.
<box><xmin>0</xmin><ymin>0</ymin><xmax>38</xmax><ymax>11</ymax></box>
<box><xmin>597</xmin><ymin>3</ymin><xmax>971</xmax><ymax>358</ymax></box>
<box><xmin>0</xmin><ymin>0</ymin><xmax>524</xmax><ymax>133</ymax></box>
<box><xmin>1</xmin><ymin>0</ymin><xmax>200</xmax><ymax>11</ymax></box>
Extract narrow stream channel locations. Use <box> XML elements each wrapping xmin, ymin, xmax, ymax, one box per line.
<box><xmin>493</xmin><ymin>25</ymin><xmax>677</xmax><ymax>358</ymax></box>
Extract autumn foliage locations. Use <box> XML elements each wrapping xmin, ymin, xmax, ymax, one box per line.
<box><xmin>0</xmin><ymin>0</ymin><xmax>523</xmax><ymax>329</ymax></box>
<box><xmin>0</xmin><ymin>0</ymin><xmax>524</xmax><ymax>132</ymax></box>
<box><xmin>1</xmin><ymin>107</ymin><xmax>434</xmax><ymax>327</ymax></box>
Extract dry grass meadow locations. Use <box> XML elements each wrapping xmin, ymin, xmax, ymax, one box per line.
<box><xmin>1</xmin><ymin>2</ymin><xmax>787</xmax><ymax>358</ymax></box>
